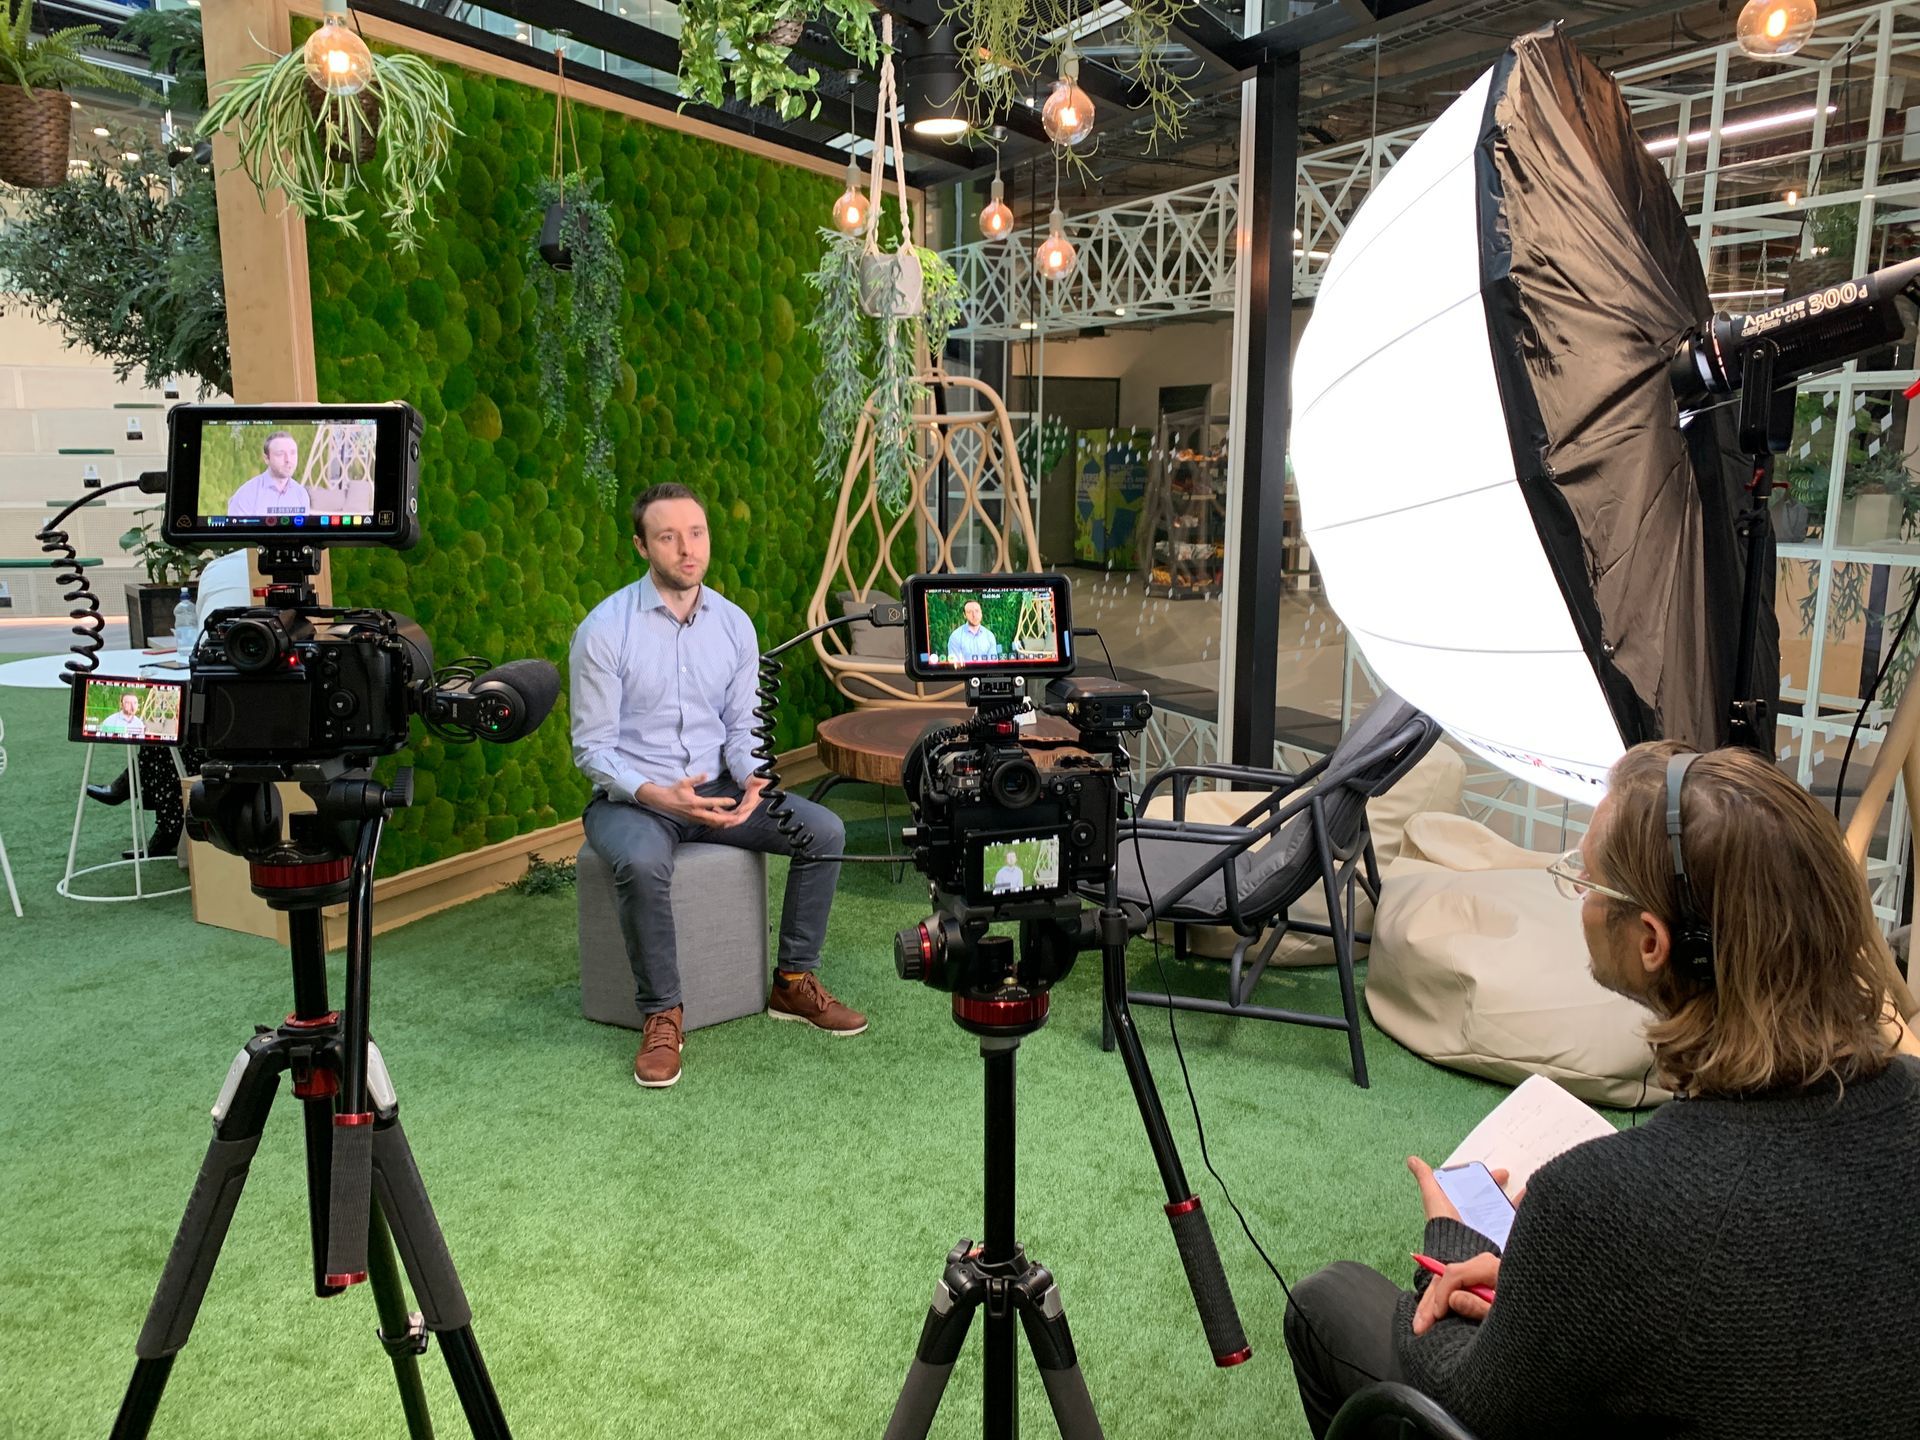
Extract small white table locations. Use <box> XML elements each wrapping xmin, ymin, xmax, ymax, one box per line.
<box><xmin>0</xmin><ymin>646</ymin><xmax>191</xmax><ymax>902</ymax></box>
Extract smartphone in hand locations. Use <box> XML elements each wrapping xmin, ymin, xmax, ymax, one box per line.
<box><xmin>1433</xmin><ymin>1161</ymin><xmax>1516</xmax><ymax>1248</ymax></box>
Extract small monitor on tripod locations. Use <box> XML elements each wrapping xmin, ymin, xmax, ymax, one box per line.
<box><xmin>903</xmin><ymin>574</ymin><xmax>1074</xmax><ymax>682</ymax></box>
<box><xmin>160</xmin><ymin>403</ymin><xmax>422</xmax><ymax>550</ymax></box>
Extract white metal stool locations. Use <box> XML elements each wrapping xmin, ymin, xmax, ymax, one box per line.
<box><xmin>59</xmin><ymin>743</ymin><xmax>190</xmax><ymax>902</ymax></box>
<box><xmin>0</xmin><ymin>715</ymin><xmax>21</xmax><ymax>918</ymax></box>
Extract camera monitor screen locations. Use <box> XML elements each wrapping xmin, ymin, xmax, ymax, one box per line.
<box><xmin>969</xmin><ymin>830</ymin><xmax>1064</xmax><ymax>903</ymax></box>
<box><xmin>902</xmin><ymin>574</ymin><xmax>1075</xmax><ymax>681</ymax></box>
<box><xmin>162</xmin><ymin>403</ymin><xmax>421</xmax><ymax>549</ymax></box>
<box><xmin>68</xmin><ymin>674</ymin><xmax>185</xmax><ymax>746</ymax></box>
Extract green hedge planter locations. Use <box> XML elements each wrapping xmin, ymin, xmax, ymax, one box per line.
<box><xmin>306</xmin><ymin>49</ymin><xmax>843</xmax><ymax>875</ymax></box>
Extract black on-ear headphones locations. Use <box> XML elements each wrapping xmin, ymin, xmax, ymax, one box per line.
<box><xmin>1663</xmin><ymin>752</ymin><xmax>1716</xmax><ymax>985</ymax></box>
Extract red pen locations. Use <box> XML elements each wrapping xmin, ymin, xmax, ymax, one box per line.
<box><xmin>1412</xmin><ymin>1252</ymin><xmax>1496</xmax><ymax>1304</ymax></box>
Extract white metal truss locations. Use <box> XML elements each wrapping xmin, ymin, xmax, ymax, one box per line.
<box><xmin>946</xmin><ymin>176</ymin><xmax>1239</xmax><ymax>339</ymax></box>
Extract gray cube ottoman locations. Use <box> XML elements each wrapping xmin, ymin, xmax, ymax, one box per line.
<box><xmin>577</xmin><ymin>840</ymin><xmax>769</xmax><ymax>1033</ymax></box>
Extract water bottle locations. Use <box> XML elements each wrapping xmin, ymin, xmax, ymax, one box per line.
<box><xmin>171</xmin><ymin>586</ymin><xmax>198</xmax><ymax>648</ymax></box>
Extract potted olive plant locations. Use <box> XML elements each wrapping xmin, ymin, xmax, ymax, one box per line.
<box><xmin>0</xmin><ymin>0</ymin><xmax>150</xmax><ymax>189</ymax></box>
<box><xmin>198</xmin><ymin>10</ymin><xmax>455</xmax><ymax>252</ymax></box>
<box><xmin>119</xmin><ymin>509</ymin><xmax>209</xmax><ymax>646</ymax></box>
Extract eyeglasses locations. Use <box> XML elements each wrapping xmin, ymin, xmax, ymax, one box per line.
<box><xmin>1546</xmin><ymin>848</ymin><xmax>1640</xmax><ymax>908</ymax></box>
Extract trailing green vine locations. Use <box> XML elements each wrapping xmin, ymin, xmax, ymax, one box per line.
<box><xmin>936</xmin><ymin>0</ymin><xmax>1196</xmax><ymax>149</ymax></box>
<box><xmin>527</xmin><ymin>172</ymin><xmax>626</xmax><ymax>508</ymax></box>
<box><xmin>808</xmin><ymin>229</ymin><xmax>869</xmax><ymax>487</ymax></box>
<box><xmin>805</xmin><ymin>235</ymin><xmax>968</xmax><ymax>510</ymax></box>
<box><xmin>676</xmin><ymin>0</ymin><xmax>878</xmax><ymax>120</ymax></box>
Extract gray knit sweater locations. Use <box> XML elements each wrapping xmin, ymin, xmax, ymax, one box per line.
<box><xmin>1394</xmin><ymin>1057</ymin><xmax>1920</xmax><ymax>1439</ymax></box>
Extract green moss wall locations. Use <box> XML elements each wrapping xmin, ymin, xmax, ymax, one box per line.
<box><xmin>305</xmin><ymin>54</ymin><xmax>842</xmax><ymax>874</ymax></box>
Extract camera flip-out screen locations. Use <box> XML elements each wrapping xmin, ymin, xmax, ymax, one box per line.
<box><xmin>903</xmin><ymin>573</ymin><xmax>1074</xmax><ymax>681</ymax></box>
<box><xmin>69</xmin><ymin>674</ymin><xmax>185</xmax><ymax>746</ymax></box>
<box><xmin>968</xmin><ymin>829</ymin><xmax>1065</xmax><ymax>905</ymax></box>
<box><xmin>162</xmin><ymin>403</ymin><xmax>422</xmax><ymax>549</ymax></box>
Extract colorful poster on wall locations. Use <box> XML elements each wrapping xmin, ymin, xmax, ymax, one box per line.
<box><xmin>1103</xmin><ymin>428</ymin><xmax>1152</xmax><ymax>570</ymax></box>
<box><xmin>1074</xmin><ymin>429</ymin><xmax>1109</xmax><ymax>564</ymax></box>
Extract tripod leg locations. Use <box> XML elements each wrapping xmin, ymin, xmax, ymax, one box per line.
<box><xmin>883</xmin><ymin>1247</ymin><xmax>984</xmax><ymax>1440</ymax></box>
<box><xmin>372</xmin><ymin>1118</ymin><xmax>511</xmax><ymax>1439</ymax></box>
<box><xmin>113</xmin><ymin>1037</ymin><xmax>285</xmax><ymax>1440</ymax></box>
<box><xmin>1016</xmin><ymin>1267</ymin><xmax>1104</xmax><ymax>1440</ymax></box>
<box><xmin>366</xmin><ymin>1203</ymin><xmax>435</xmax><ymax>1440</ymax></box>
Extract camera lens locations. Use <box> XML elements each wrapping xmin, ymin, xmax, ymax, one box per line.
<box><xmin>225</xmin><ymin>617</ymin><xmax>289</xmax><ymax>673</ymax></box>
<box><xmin>990</xmin><ymin>755</ymin><xmax>1041</xmax><ymax>809</ymax></box>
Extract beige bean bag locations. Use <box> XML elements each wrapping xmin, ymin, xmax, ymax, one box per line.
<box><xmin>1365</xmin><ymin>813</ymin><xmax>1668</xmax><ymax>1108</ymax></box>
<box><xmin>1140</xmin><ymin>743</ymin><xmax>1466</xmax><ymax>965</ymax></box>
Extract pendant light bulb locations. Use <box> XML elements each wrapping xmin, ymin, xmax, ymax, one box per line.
<box><xmin>303</xmin><ymin>4</ymin><xmax>375</xmax><ymax>96</ymax></box>
<box><xmin>832</xmin><ymin>157</ymin><xmax>867</xmax><ymax>235</ymax></box>
<box><xmin>980</xmin><ymin>176</ymin><xmax>1013</xmax><ymax>239</ymax></box>
<box><xmin>1042</xmin><ymin>48</ymin><xmax>1095</xmax><ymax>148</ymax></box>
<box><xmin>1036</xmin><ymin>206</ymin><xmax>1076</xmax><ymax>281</ymax></box>
<box><xmin>1736</xmin><ymin>0</ymin><xmax>1817</xmax><ymax>58</ymax></box>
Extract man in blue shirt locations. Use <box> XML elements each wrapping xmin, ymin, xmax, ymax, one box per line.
<box><xmin>947</xmin><ymin>601</ymin><xmax>1000</xmax><ymax>664</ymax></box>
<box><xmin>572</xmin><ymin>483</ymin><xmax>864</xmax><ymax>1089</ymax></box>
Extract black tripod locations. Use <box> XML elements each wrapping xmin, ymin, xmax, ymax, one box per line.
<box><xmin>111</xmin><ymin>762</ymin><xmax>510</xmax><ymax>1439</ymax></box>
<box><xmin>885</xmin><ymin>962</ymin><xmax>1102</xmax><ymax>1440</ymax></box>
<box><xmin>886</xmin><ymin>903</ymin><xmax>1249</xmax><ymax>1439</ymax></box>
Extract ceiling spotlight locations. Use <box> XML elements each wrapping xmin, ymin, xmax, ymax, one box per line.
<box><xmin>1036</xmin><ymin>207</ymin><xmax>1077</xmax><ymax>280</ymax></box>
<box><xmin>122</xmin><ymin>150</ymin><xmax>140</xmax><ymax>161</ymax></box>
<box><xmin>979</xmin><ymin>175</ymin><xmax>1013</xmax><ymax>238</ymax></box>
<box><xmin>1114</xmin><ymin>307</ymin><xmax>1126</xmax><ymax>316</ymax></box>
<box><xmin>1786</xmin><ymin>188</ymin><xmax>1800</xmax><ymax>205</ymax></box>
<box><xmin>1736</xmin><ymin>0</ymin><xmax>1817</xmax><ymax>59</ymax></box>
<box><xmin>303</xmin><ymin>0</ymin><xmax>375</xmax><ymax>96</ymax></box>
<box><xmin>1018</xmin><ymin>320</ymin><xmax>1038</xmax><ymax>331</ymax></box>
<box><xmin>1042</xmin><ymin>41</ymin><xmax>1095</xmax><ymax>148</ymax></box>
<box><xmin>904</xmin><ymin>22</ymin><xmax>969</xmax><ymax>139</ymax></box>
<box><xmin>69</xmin><ymin>99</ymin><xmax>80</xmax><ymax>109</ymax></box>
<box><xmin>91</xmin><ymin>126</ymin><xmax>109</xmax><ymax>137</ymax></box>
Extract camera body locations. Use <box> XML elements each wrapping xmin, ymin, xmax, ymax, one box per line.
<box><xmin>902</xmin><ymin>700</ymin><xmax>1120</xmax><ymax>908</ymax></box>
<box><xmin>189</xmin><ymin>604</ymin><xmax>430</xmax><ymax>761</ymax></box>
<box><xmin>892</xmin><ymin>576</ymin><xmax>1151</xmax><ymax>1005</ymax></box>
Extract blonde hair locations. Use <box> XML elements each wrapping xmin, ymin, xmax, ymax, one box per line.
<box><xmin>1594</xmin><ymin>740</ymin><xmax>1915</xmax><ymax>1096</ymax></box>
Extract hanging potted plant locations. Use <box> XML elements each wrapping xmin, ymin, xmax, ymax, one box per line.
<box><xmin>198</xmin><ymin>0</ymin><xmax>455</xmax><ymax>252</ymax></box>
<box><xmin>526</xmin><ymin>43</ymin><xmax>626</xmax><ymax>508</ymax></box>
<box><xmin>0</xmin><ymin>0</ymin><xmax>151</xmax><ymax>189</ymax></box>
<box><xmin>808</xmin><ymin>19</ymin><xmax>965</xmax><ymax>508</ymax></box>
<box><xmin>676</xmin><ymin>0</ymin><xmax>877</xmax><ymax>121</ymax></box>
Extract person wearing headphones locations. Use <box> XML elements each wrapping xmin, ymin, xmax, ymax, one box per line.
<box><xmin>1284</xmin><ymin>740</ymin><xmax>1920</xmax><ymax>1439</ymax></box>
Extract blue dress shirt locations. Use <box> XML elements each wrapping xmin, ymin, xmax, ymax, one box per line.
<box><xmin>570</xmin><ymin>573</ymin><xmax>763</xmax><ymax>804</ymax></box>
<box><xmin>947</xmin><ymin>624</ymin><xmax>1001</xmax><ymax>663</ymax></box>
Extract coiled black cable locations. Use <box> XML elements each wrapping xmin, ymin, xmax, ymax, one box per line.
<box><xmin>751</xmin><ymin>647</ymin><xmax>815</xmax><ymax>855</ymax></box>
<box><xmin>38</xmin><ymin>520</ymin><xmax>105</xmax><ymax>680</ymax></box>
<box><xmin>38</xmin><ymin>477</ymin><xmax>162</xmax><ymax>683</ymax></box>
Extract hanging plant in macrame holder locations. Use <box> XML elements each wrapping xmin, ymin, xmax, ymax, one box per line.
<box><xmin>525</xmin><ymin>42</ymin><xmax>626</xmax><ymax>509</ymax></box>
<box><xmin>807</xmin><ymin>16</ymin><xmax>966</xmax><ymax>510</ymax></box>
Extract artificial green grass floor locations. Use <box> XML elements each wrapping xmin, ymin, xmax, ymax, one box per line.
<box><xmin>0</xmin><ymin>677</ymin><xmax>1603</xmax><ymax>1438</ymax></box>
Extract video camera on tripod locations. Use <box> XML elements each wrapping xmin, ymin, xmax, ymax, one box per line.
<box><xmin>865</xmin><ymin>574</ymin><xmax>1248</xmax><ymax>1440</ymax></box>
<box><xmin>42</xmin><ymin>401</ymin><xmax>556</xmax><ymax>1440</ymax></box>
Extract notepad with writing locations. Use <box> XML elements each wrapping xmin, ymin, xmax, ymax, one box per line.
<box><xmin>1443</xmin><ymin>1074</ymin><xmax>1620</xmax><ymax>1196</ymax></box>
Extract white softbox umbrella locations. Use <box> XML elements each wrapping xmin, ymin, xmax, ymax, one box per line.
<box><xmin>1292</xmin><ymin>27</ymin><xmax>1771</xmax><ymax>802</ymax></box>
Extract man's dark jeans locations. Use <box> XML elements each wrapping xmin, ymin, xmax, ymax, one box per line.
<box><xmin>582</xmin><ymin>778</ymin><xmax>845</xmax><ymax>1014</ymax></box>
<box><xmin>1284</xmin><ymin>1261</ymin><xmax>1410</xmax><ymax>1438</ymax></box>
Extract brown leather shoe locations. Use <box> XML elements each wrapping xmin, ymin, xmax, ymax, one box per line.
<box><xmin>633</xmin><ymin>1005</ymin><xmax>684</xmax><ymax>1088</ymax></box>
<box><xmin>767</xmin><ymin>971</ymin><xmax>867</xmax><ymax>1035</ymax></box>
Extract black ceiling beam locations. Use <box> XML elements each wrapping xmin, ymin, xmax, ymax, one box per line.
<box><xmin>1159</xmin><ymin>3</ymin><xmax>1247</xmax><ymax>73</ymax></box>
